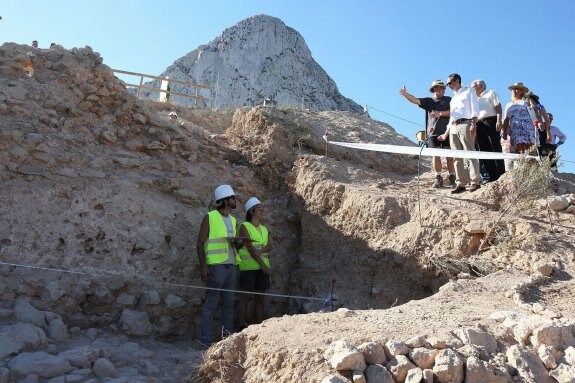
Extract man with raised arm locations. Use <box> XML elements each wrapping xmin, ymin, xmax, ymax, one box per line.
<box><xmin>400</xmin><ymin>80</ymin><xmax>455</xmax><ymax>188</ymax></box>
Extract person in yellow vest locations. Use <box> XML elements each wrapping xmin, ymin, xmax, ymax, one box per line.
<box><xmin>196</xmin><ymin>184</ymin><xmax>240</xmax><ymax>347</ymax></box>
<box><xmin>237</xmin><ymin>197</ymin><xmax>272</xmax><ymax>329</ymax></box>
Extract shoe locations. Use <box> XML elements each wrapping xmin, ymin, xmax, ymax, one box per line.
<box><xmin>451</xmin><ymin>185</ymin><xmax>466</xmax><ymax>194</ymax></box>
<box><xmin>432</xmin><ymin>175</ymin><xmax>443</xmax><ymax>188</ymax></box>
<box><xmin>469</xmin><ymin>184</ymin><xmax>481</xmax><ymax>192</ymax></box>
<box><xmin>448</xmin><ymin>174</ymin><xmax>456</xmax><ymax>187</ymax></box>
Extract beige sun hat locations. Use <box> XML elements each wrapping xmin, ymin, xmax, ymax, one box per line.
<box><xmin>429</xmin><ymin>80</ymin><xmax>446</xmax><ymax>93</ymax></box>
<box><xmin>508</xmin><ymin>82</ymin><xmax>529</xmax><ymax>93</ymax></box>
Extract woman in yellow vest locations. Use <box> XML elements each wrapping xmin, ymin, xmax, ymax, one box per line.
<box><xmin>237</xmin><ymin>197</ymin><xmax>272</xmax><ymax>329</ymax></box>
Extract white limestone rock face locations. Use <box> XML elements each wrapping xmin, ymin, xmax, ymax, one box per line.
<box><xmin>47</xmin><ymin>318</ymin><xmax>68</xmax><ymax>342</ymax></box>
<box><xmin>351</xmin><ymin>370</ymin><xmax>365</xmax><ymax>383</ymax></box>
<box><xmin>549</xmin><ymin>364</ymin><xmax>575</xmax><ymax>383</ymax></box>
<box><xmin>405</xmin><ymin>335</ymin><xmax>427</xmax><ymax>348</ymax></box>
<box><xmin>530</xmin><ymin>323</ymin><xmax>575</xmax><ymax>349</ymax></box>
<box><xmin>506</xmin><ymin>345</ymin><xmax>554</xmax><ymax>383</ymax></box>
<box><xmin>93</xmin><ymin>358</ymin><xmax>118</xmax><ymax>379</ymax></box>
<box><xmin>548</xmin><ymin>196</ymin><xmax>570</xmax><ymax>211</ymax></box>
<box><xmin>324</xmin><ymin>340</ymin><xmax>366</xmax><ymax>372</ymax></box>
<box><xmin>357</xmin><ymin>342</ymin><xmax>386</xmax><ymax>365</ymax></box>
<box><xmin>405</xmin><ymin>367</ymin><xmax>424</xmax><ymax>383</ymax></box>
<box><xmin>409</xmin><ymin>347</ymin><xmax>438</xmax><ymax>369</ymax></box>
<box><xmin>0</xmin><ymin>323</ymin><xmax>47</xmax><ymax>359</ymax></box>
<box><xmin>147</xmin><ymin>15</ymin><xmax>363</xmax><ymax>113</ymax></box>
<box><xmin>118</xmin><ymin>309</ymin><xmax>153</xmax><ymax>336</ymax></box>
<box><xmin>433</xmin><ymin>349</ymin><xmax>464</xmax><ymax>383</ymax></box>
<box><xmin>13</xmin><ymin>299</ymin><xmax>46</xmax><ymax>329</ymax></box>
<box><xmin>385</xmin><ymin>340</ymin><xmax>410</xmax><ymax>356</ymax></box>
<box><xmin>364</xmin><ymin>364</ymin><xmax>394</xmax><ymax>383</ymax></box>
<box><xmin>565</xmin><ymin>346</ymin><xmax>575</xmax><ymax>365</ymax></box>
<box><xmin>538</xmin><ymin>345</ymin><xmax>558</xmax><ymax>369</ymax></box>
<box><xmin>464</xmin><ymin>356</ymin><xmax>509</xmax><ymax>383</ymax></box>
<box><xmin>454</xmin><ymin>327</ymin><xmax>498</xmax><ymax>354</ymax></box>
<box><xmin>386</xmin><ymin>355</ymin><xmax>416</xmax><ymax>382</ymax></box>
<box><xmin>321</xmin><ymin>374</ymin><xmax>351</xmax><ymax>383</ymax></box>
<box><xmin>7</xmin><ymin>351</ymin><xmax>73</xmax><ymax>378</ymax></box>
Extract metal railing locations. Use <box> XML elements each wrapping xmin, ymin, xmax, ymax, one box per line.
<box><xmin>112</xmin><ymin>69</ymin><xmax>211</xmax><ymax>105</ymax></box>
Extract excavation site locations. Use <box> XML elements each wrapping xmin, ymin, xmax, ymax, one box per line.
<box><xmin>2</xmin><ymin>16</ymin><xmax>575</xmax><ymax>383</ymax></box>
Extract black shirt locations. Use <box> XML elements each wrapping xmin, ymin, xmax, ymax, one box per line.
<box><xmin>418</xmin><ymin>96</ymin><xmax>451</xmax><ymax>136</ymax></box>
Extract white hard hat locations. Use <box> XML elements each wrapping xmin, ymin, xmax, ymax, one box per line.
<box><xmin>214</xmin><ymin>184</ymin><xmax>235</xmax><ymax>201</ymax></box>
<box><xmin>169</xmin><ymin>111</ymin><xmax>177</xmax><ymax>117</ymax></box>
<box><xmin>245</xmin><ymin>197</ymin><xmax>261</xmax><ymax>212</ymax></box>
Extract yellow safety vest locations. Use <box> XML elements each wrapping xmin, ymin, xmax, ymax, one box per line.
<box><xmin>205</xmin><ymin>210</ymin><xmax>237</xmax><ymax>265</ymax></box>
<box><xmin>238</xmin><ymin>222</ymin><xmax>270</xmax><ymax>271</ymax></box>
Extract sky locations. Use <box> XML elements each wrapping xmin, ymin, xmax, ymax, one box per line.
<box><xmin>2</xmin><ymin>0</ymin><xmax>574</xmax><ymax>173</ymax></box>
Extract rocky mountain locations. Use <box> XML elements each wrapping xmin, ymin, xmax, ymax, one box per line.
<box><xmin>143</xmin><ymin>14</ymin><xmax>363</xmax><ymax>112</ymax></box>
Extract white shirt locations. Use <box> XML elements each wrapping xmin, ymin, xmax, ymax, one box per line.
<box><xmin>550</xmin><ymin>126</ymin><xmax>567</xmax><ymax>145</ymax></box>
<box><xmin>450</xmin><ymin>86</ymin><xmax>479</xmax><ymax>121</ymax></box>
<box><xmin>477</xmin><ymin>90</ymin><xmax>501</xmax><ymax>119</ymax></box>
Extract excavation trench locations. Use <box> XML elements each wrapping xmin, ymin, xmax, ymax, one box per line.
<box><xmin>0</xmin><ymin>223</ymin><xmax>446</xmax><ymax>341</ymax></box>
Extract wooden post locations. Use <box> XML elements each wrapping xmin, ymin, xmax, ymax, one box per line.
<box><xmin>159</xmin><ymin>76</ymin><xmax>169</xmax><ymax>102</ymax></box>
<box><xmin>137</xmin><ymin>75</ymin><xmax>144</xmax><ymax>98</ymax></box>
<box><xmin>112</xmin><ymin>69</ymin><xmax>210</xmax><ymax>104</ymax></box>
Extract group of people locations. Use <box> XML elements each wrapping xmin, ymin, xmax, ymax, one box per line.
<box><xmin>196</xmin><ymin>184</ymin><xmax>272</xmax><ymax>348</ymax></box>
<box><xmin>31</xmin><ymin>40</ymin><xmax>57</xmax><ymax>49</ymax></box>
<box><xmin>401</xmin><ymin>74</ymin><xmax>567</xmax><ymax>193</ymax></box>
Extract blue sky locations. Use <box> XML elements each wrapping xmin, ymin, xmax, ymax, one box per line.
<box><xmin>2</xmin><ymin>0</ymin><xmax>574</xmax><ymax>173</ymax></box>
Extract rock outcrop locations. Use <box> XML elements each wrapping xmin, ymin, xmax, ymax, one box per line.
<box><xmin>142</xmin><ymin>15</ymin><xmax>363</xmax><ymax>112</ymax></box>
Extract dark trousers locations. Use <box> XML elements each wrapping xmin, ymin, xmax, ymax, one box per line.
<box><xmin>539</xmin><ymin>143</ymin><xmax>558</xmax><ymax>170</ymax></box>
<box><xmin>476</xmin><ymin>116</ymin><xmax>505</xmax><ymax>181</ymax></box>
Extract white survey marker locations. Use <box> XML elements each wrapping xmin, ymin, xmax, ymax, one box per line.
<box><xmin>324</xmin><ymin>139</ymin><xmax>539</xmax><ymax>161</ymax></box>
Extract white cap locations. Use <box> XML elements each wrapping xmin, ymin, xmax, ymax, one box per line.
<box><xmin>169</xmin><ymin>111</ymin><xmax>177</xmax><ymax>117</ymax></box>
<box><xmin>245</xmin><ymin>197</ymin><xmax>261</xmax><ymax>212</ymax></box>
<box><xmin>214</xmin><ymin>184</ymin><xmax>235</xmax><ymax>201</ymax></box>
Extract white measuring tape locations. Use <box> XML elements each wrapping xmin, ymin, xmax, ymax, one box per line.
<box><xmin>325</xmin><ymin>139</ymin><xmax>539</xmax><ymax>161</ymax></box>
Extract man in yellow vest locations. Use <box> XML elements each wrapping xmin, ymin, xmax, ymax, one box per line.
<box><xmin>197</xmin><ymin>184</ymin><xmax>239</xmax><ymax>347</ymax></box>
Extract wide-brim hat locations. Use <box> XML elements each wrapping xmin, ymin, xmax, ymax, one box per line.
<box><xmin>429</xmin><ymin>80</ymin><xmax>446</xmax><ymax>93</ymax></box>
<box><xmin>525</xmin><ymin>91</ymin><xmax>539</xmax><ymax>100</ymax></box>
<box><xmin>508</xmin><ymin>82</ymin><xmax>529</xmax><ymax>93</ymax></box>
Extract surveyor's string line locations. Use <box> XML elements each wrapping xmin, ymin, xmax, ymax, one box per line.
<box><xmin>0</xmin><ymin>261</ymin><xmax>332</xmax><ymax>303</ymax></box>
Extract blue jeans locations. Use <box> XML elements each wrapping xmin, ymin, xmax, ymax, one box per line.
<box><xmin>200</xmin><ymin>264</ymin><xmax>237</xmax><ymax>344</ymax></box>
